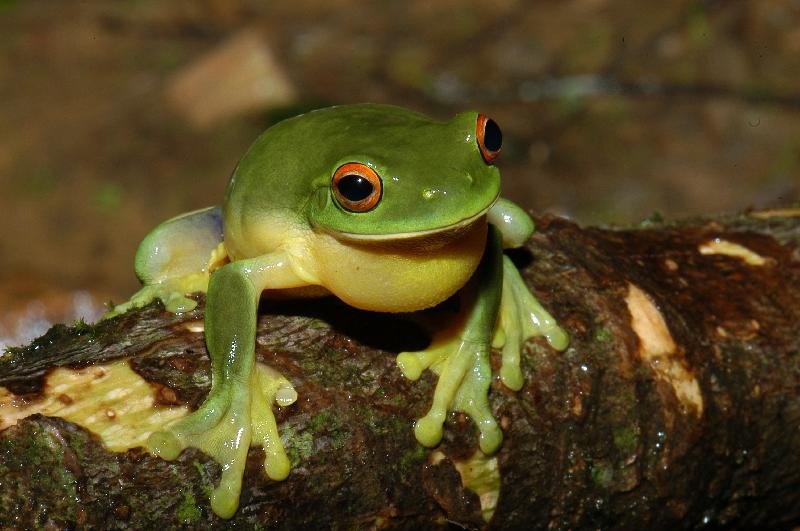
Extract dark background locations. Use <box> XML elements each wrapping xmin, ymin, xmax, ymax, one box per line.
<box><xmin>1</xmin><ymin>0</ymin><xmax>798</xmax><ymax>346</ymax></box>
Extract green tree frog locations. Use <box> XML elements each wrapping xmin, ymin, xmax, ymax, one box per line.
<box><xmin>111</xmin><ymin>104</ymin><xmax>568</xmax><ymax>518</ymax></box>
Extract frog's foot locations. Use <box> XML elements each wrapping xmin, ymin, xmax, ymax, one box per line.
<box><xmin>398</xmin><ymin>323</ymin><xmax>501</xmax><ymax>454</ymax></box>
<box><xmin>493</xmin><ymin>256</ymin><xmax>569</xmax><ymax>391</ymax></box>
<box><xmin>106</xmin><ymin>219</ymin><xmax>228</xmax><ymax>318</ymax></box>
<box><xmin>147</xmin><ymin>363</ymin><xmax>297</xmax><ymax>519</ymax></box>
<box><xmin>106</xmin><ymin>274</ymin><xmax>210</xmax><ymax>318</ymax></box>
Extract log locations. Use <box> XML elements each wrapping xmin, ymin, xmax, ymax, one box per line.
<box><xmin>0</xmin><ymin>212</ymin><xmax>799</xmax><ymax>529</ymax></box>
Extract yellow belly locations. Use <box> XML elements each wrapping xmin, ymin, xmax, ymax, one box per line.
<box><xmin>310</xmin><ymin>220</ymin><xmax>487</xmax><ymax>313</ymax></box>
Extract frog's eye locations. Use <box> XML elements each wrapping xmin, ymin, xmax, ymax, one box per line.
<box><xmin>476</xmin><ymin>114</ymin><xmax>502</xmax><ymax>163</ymax></box>
<box><xmin>332</xmin><ymin>162</ymin><xmax>382</xmax><ymax>213</ymax></box>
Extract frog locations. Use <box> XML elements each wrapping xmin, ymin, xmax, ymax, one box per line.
<box><xmin>110</xmin><ymin>104</ymin><xmax>568</xmax><ymax>518</ymax></box>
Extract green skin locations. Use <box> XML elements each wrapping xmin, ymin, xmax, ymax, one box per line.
<box><xmin>111</xmin><ymin>104</ymin><xmax>568</xmax><ymax>519</ymax></box>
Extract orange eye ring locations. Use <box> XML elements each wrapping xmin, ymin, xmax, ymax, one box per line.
<box><xmin>477</xmin><ymin>114</ymin><xmax>502</xmax><ymax>163</ymax></box>
<box><xmin>332</xmin><ymin>162</ymin><xmax>382</xmax><ymax>213</ymax></box>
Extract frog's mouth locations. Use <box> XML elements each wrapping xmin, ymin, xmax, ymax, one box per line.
<box><xmin>328</xmin><ymin>196</ymin><xmax>497</xmax><ymax>244</ymax></box>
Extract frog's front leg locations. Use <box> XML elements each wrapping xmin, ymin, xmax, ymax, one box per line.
<box><xmin>397</xmin><ymin>226</ymin><xmax>504</xmax><ymax>453</ymax></box>
<box><xmin>397</xmin><ymin>203</ymin><xmax>568</xmax><ymax>454</ymax></box>
<box><xmin>107</xmin><ymin>206</ymin><xmax>227</xmax><ymax>317</ymax></box>
<box><xmin>494</xmin><ymin>256</ymin><xmax>568</xmax><ymax>390</ymax></box>
<box><xmin>147</xmin><ymin>253</ymin><xmax>308</xmax><ymax>519</ymax></box>
<box><xmin>488</xmin><ymin>198</ymin><xmax>569</xmax><ymax>390</ymax></box>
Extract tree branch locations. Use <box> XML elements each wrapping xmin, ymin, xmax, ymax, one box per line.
<box><xmin>1</xmin><ymin>212</ymin><xmax>799</xmax><ymax>529</ymax></box>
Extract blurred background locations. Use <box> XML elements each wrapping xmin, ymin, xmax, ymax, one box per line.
<box><xmin>0</xmin><ymin>0</ymin><xmax>798</xmax><ymax>347</ymax></box>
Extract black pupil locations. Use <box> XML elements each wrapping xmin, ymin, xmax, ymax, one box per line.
<box><xmin>483</xmin><ymin>119</ymin><xmax>502</xmax><ymax>152</ymax></box>
<box><xmin>338</xmin><ymin>174</ymin><xmax>374</xmax><ymax>202</ymax></box>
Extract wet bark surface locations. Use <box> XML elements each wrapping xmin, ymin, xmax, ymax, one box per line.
<box><xmin>1</xmin><ymin>213</ymin><xmax>798</xmax><ymax>529</ymax></box>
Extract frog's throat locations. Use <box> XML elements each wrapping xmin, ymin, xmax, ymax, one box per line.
<box><xmin>321</xmin><ymin>195</ymin><xmax>499</xmax><ymax>243</ymax></box>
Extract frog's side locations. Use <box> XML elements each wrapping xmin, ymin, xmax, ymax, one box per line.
<box><xmin>111</xmin><ymin>104</ymin><xmax>568</xmax><ymax>518</ymax></box>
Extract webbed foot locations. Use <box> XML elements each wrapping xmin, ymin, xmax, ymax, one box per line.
<box><xmin>398</xmin><ymin>322</ymin><xmax>501</xmax><ymax>453</ymax></box>
<box><xmin>398</xmin><ymin>225</ymin><xmax>506</xmax><ymax>454</ymax></box>
<box><xmin>148</xmin><ymin>363</ymin><xmax>297</xmax><ymax>519</ymax></box>
<box><xmin>106</xmin><ymin>274</ymin><xmax>208</xmax><ymax>317</ymax></box>
<box><xmin>493</xmin><ymin>256</ymin><xmax>568</xmax><ymax>391</ymax></box>
<box><xmin>397</xmin><ymin>230</ymin><xmax>568</xmax><ymax>455</ymax></box>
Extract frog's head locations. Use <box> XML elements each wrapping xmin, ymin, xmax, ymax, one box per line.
<box><xmin>228</xmin><ymin>104</ymin><xmax>502</xmax><ymax>243</ymax></box>
<box><xmin>300</xmin><ymin>104</ymin><xmax>502</xmax><ymax>240</ymax></box>
<box><xmin>224</xmin><ymin>104</ymin><xmax>506</xmax><ymax>310</ymax></box>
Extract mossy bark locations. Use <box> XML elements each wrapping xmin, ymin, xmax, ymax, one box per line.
<box><xmin>1</xmin><ymin>213</ymin><xmax>799</xmax><ymax>529</ymax></box>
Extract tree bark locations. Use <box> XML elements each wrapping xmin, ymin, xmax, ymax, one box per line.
<box><xmin>1</xmin><ymin>212</ymin><xmax>799</xmax><ymax>529</ymax></box>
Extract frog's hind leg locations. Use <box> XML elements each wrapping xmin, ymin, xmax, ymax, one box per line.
<box><xmin>107</xmin><ymin>206</ymin><xmax>227</xmax><ymax>317</ymax></box>
<box><xmin>147</xmin><ymin>254</ymin><xmax>307</xmax><ymax>518</ymax></box>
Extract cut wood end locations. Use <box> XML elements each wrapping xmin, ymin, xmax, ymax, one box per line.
<box><xmin>452</xmin><ymin>450</ymin><xmax>499</xmax><ymax>522</ymax></box>
<box><xmin>625</xmin><ymin>283</ymin><xmax>704</xmax><ymax>416</ymax></box>
<box><xmin>748</xmin><ymin>208</ymin><xmax>800</xmax><ymax>219</ymax></box>
<box><xmin>698</xmin><ymin>238</ymin><xmax>769</xmax><ymax>266</ymax></box>
<box><xmin>0</xmin><ymin>360</ymin><xmax>188</xmax><ymax>451</ymax></box>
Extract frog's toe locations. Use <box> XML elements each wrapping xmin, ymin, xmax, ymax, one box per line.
<box><xmin>396</xmin><ymin>352</ymin><xmax>425</xmax><ymax>380</ymax></box>
<box><xmin>147</xmin><ymin>429</ymin><xmax>185</xmax><ymax>460</ymax></box>
<box><xmin>161</xmin><ymin>291</ymin><xmax>198</xmax><ymax>313</ymax></box>
<box><xmin>211</xmin><ymin>457</ymin><xmax>249</xmax><ymax>519</ymax></box>
<box><xmin>496</xmin><ymin>315</ymin><xmax>522</xmax><ymax>388</ymax></box>
<box><xmin>500</xmin><ymin>362</ymin><xmax>524</xmax><ymax>391</ymax></box>
<box><xmin>263</xmin><ymin>449</ymin><xmax>291</xmax><ymax>481</ymax></box>
<box><xmin>414</xmin><ymin>413</ymin><xmax>445</xmax><ymax>448</ymax></box>
<box><xmin>545</xmin><ymin>325</ymin><xmax>569</xmax><ymax>351</ymax></box>
<box><xmin>250</xmin><ymin>363</ymin><xmax>295</xmax><ymax>481</ymax></box>
<box><xmin>472</xmin><ymin>410</ymin><xmax>502</xmax><ymax>454</ymax></box>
